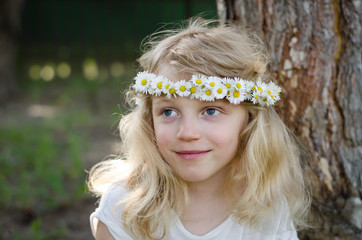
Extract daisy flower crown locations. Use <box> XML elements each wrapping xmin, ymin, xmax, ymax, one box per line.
<box><xmin>132</xmin><ymin>71</ymin><xmax>281</xmax><ymax>106</ymax></box>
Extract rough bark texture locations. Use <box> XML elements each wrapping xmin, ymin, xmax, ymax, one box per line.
<box><xmin>0</xmin><ymin>0</ymin><xmax>24</xmax><ymax>104</ymax></box>
<box><xmin>217</xmin><ymin>0</ymin><xmax>362</xmax><ymax>239</ymax></box>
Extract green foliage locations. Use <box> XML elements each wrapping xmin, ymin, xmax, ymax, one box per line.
<box><xmin>2</xmin><ymin>61</ymin><xmax>134</xmax><ymax>239</ymax></box>
<box><xmin>0</xmin><ymin>121</ymin><xmax>86</xmax><ymax>213</ymax></box>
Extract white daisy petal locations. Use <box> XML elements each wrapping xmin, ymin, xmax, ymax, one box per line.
<box><xmin>165</xmin><ymin>81</ymin><xmax>177</xmax><ymax>98</ymax></box>
<box><xmin>189</xmin><ymin>85</ymin><xmax>201</xmax><ymax>99</ymax></box>
<box><xmin>227</xmin><ymin>86</ymin><xmax>246</xmax><ymax>105</ymax></box>
<box><xmin>150</xmin><ymin>76</ymin><xmax>167</xmax><ymax>96</ymax></box>
<box><xmin>214</xmin><ymin>82</ymin><xmax>227</xmax><ymax>99</ymax></box>
<box><xmin>133</xmin><ymin>71</ymin><xmax>155</xmax><ymax>93</ymax></box>
<box><xmin>200</xmin><ymin>86</ymin><xmax>215</xmax><ymax>101</ymax></box>
<box><xmin>191</xmin><ymin>75</ymin><xmax>207</xmax><ymax>88</ymax></box>
<box><xmin>132</xmin><ymin>71</ymin><xmax>281</xmax><ymax>106</ymax></box>
<box><xmin>175</xmin><ymin>80</ymin><xmax>191</xmax><ymax>97</ymax></box>
<box><xmin>222</xmin><ymin>77</ymin><xmax>234</xmax><ymax>91</ymax></box>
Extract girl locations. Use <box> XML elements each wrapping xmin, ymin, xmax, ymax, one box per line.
<box><xmin>88</xmin><ymin>18</ymin><xmax>310</xmax><ymax>240</ymax></box>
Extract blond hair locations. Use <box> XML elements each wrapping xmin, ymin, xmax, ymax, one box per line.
<box><xmin>88</xmin><ymin>18</ymin><xmax>310</xmax><ymax>239</ymax></box>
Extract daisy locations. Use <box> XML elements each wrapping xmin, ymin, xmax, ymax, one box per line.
<box><xmin>200</xmin><ymin>86</ymin><xmax>216</xmax><ymax>101</ymax></box>
<box><xmin>245</xmin><ymin>81</ymin><xmax>255</xmax><ymax>100</ymax></box>
<box><xmin>267</xmin><ymin>82</ymin><xmax>282</xmax><ymax>102</ymax></box>
<box><xmin>250</xmin><ymin>81</ymin><xmax>265</xmax><ymax>105</ymax></box>
<box><xmin>175</xmin><ymin>80</ymin><xmax>191</xmax><ymax>97</ymax></box>
<box><xmin>222</xmin><ymin>77</ymin><xmax>234</xmax><ymax>90</ymax></box>
<box><xmin>150</xmin><ymin>75</ymin><xmax>167</xmax><ymax>96</ymax></box>
<box><xmin>227</xmin><ymin>87</ymin><xmax>246</xmax><ymax>105</ymax></box>
<box><xmin>191</xmin><ymin>75</ymin><xmax>207</xmax><ymax>88</ymax></box>
<box><xmin>251</xmin><ymin>92</ymin><xmax>261</xmax><ymax>105</ymax></box>
<box><xmin>234</xmin><ymin>78</ymin><xmax>248</xmax><ymax>96</ymax></box>
<box><xmin>188</xmin><ymin>83</ymin><xmax>201</xmax><ymax>99</ymax></box>
<box><xmin>165</xmin><ymin>81</ymin><xmax>177</xmax><ymax>98</ymax></box>
<box><xmin>255</xmin><ymin>81</ymin><xmax>268</xmax><ymax>95</ymax></box>
<box><xmin>133</xmin><ymin>71</ymin><xmax>156</xmax><ymax>93</ymax></box>
<box><xmin>214</xmin><ymin>81</ymin><xmax>228</xmax><ymax>99</ymax></box>
<box><xmin>206</xmin><ymin>76</ymin><xmax>220</xmax><ymax>88</ymax></box>
<box><xmin>162</xmin><ymin>80</ymin><xmax>171</xmax><ymax>95</ymax></box>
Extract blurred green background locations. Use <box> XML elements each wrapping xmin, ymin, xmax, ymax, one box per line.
<box><xmin>0</xmin><ymin>0</ymin><xmax>216</xmax><ymax>239</ymax></box>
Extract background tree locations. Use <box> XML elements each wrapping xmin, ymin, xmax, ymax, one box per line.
<box><xmin>217</xmin><ymin>0</ymin><xmax>361</xmax><ymax>239</ymax></box>
<box><xmin>0</xmin><ymin>0</ymin><xmax>24</xmax><ymax>103</ymax></box>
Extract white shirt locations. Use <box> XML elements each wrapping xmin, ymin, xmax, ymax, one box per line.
<box><xmin>90</xmin><ymin>184</ymin><xmax>298</xmax><ymax>240</ymax></box>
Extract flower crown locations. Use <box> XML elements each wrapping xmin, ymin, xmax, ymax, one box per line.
<box><xmin>132</xmin><ymin>71</ymin><xmax>281</xmax><ymax>106</ymax></box>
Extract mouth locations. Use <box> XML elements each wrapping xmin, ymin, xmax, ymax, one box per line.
<box><xmin>175</xmin><ymin>150</ymin><xmax>210</xmax><ymax>160</ymax></box>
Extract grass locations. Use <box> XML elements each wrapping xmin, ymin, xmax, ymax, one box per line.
<box><xmin>0</xmin><ymin>122</ymin><xmax>85</xmax><ymax>212</ymax></box>
<box><xmin>0</xmin><ymin>64</ymin><xmax>135</xmax><ymax>239</ymax></box>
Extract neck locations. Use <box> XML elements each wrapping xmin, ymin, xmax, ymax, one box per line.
<box><xmin>180</xmin><ymin>167</ymin><xmax>236</xmax><ymax>235</ymax></box>
<box><xmin>186</xmin><ymin>167</ymin><xmax>229</xmax><ymax>202</ymax></box>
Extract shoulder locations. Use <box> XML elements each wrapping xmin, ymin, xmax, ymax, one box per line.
<box><xmin>99</xmin><ymin>183</ymin><xmax>128</xmax><ymax>207</ymax></box>
<box><xmin>90</xmin><ymin>183</ymin><xmax>134</xmax><ymax>239</ymax></box>
<box><xmin>230</xmin><ymin>198</ymin><xmax>298</xmax><ymax>239</ymax></box>
<box><xmin>253</xmin><ymin>200</ymin><xmax>298</xmax><ymax>239</ymax></box>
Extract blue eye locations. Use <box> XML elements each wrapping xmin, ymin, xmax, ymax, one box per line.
<box><xmin>205</xmin><ymin>108</ymin><xmax>220</xmax><ymax>116</ymax></box>
<box><xmin>163</xmin><ymin>109</ymin><xmax>176</xmax><ymax>117</ymax></box>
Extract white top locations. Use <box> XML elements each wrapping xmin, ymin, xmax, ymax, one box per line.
<box><xmin>90</xmin><ymin>184</ymin><xmax>298</xmax><ymax>240</ymax></box>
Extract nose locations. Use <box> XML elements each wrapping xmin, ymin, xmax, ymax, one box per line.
<box><xmin>176</xmin><ymin>116</ymin><xmax>201</xmax><ymax>141</ymax></box>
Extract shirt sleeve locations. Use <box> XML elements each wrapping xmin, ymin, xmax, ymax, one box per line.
<box><xmin>90</xmin><ymin>184</ymin><xmax>134</xmax><ymax>240</ymax></box>
<box><xmin>273</xmin><ymin>200</ymin><xmax>299</xmax><ymax>240</ymax></box>
<box><xmin>248</xmin><ymin>198</ymin><xmax>299</xmax><ymax>240</ymax></box>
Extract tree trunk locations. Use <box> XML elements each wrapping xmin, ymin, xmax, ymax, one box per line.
<box><xmin>217</xmin><ymin>0</ymin><xmax>362</xmax><ymax>239</ymax></box>
<box><xmin>0</xmin><ymin>0</ymin><xmax>24</xmax><ymax>104</ymax></box>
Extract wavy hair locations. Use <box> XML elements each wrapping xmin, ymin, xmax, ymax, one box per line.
<box><xmin>88</xmin><ymin>18</ymin><xmax>310</xmax><ymax>239</ymax></box>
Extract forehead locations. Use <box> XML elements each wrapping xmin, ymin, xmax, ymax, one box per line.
<box><xmin>152</xmin><ymin>95</ymin><xmax>235</xmax><ymax>108</ymax></box>
<box><xmin>156</xmin><ymin>64</ymin><xmax>192</xmax><ymax>82</ymax></box>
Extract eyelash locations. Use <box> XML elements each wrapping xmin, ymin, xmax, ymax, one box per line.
<box><xmin>161</xmin><ymin>107</ymin><xmax>221</xmax><ymax>117</ymax></box>
<box><xmin>162</xmin><ymin>109</ymin><xmax>177</xmax><ymax>117</ymax></box>
<box><xmin>204</xmin><ymin>108</ymin><xmax>220</xmax><ymax>116</ymax></box>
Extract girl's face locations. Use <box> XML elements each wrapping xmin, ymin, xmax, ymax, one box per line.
<box><xmin>152</xmin><ymin>67</ymin><xmax>249</xmax><ymax>184</ymax></box>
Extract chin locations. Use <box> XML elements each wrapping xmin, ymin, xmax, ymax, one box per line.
<box><xmin>177</xmin><ymin>171</ymin><xmax>209</xmax><ymax>183</ymax></box>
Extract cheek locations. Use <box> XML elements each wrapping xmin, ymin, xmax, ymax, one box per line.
<box><xmin>217</xmin><ymin>129</ymin><xmax>240</xmax><ymax>148</ymax></box>
<box><xmin>154</xmin><ymin>127</ymin><xmax>175</xmax><ymax>165</ymax></box>
<box><xmin>154</xmin><ymin>124</ymin><xmax>172</xmax><ymax>149</ymax></box>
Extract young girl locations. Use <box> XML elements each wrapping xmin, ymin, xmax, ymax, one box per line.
<box><xmin>88</xmin><ymin>18</ymin><xmax>310</xmax><ymax>240</ymax></box>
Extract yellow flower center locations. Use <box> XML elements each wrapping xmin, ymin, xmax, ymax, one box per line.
<box><xmin>157</xmin><ymin>82</ymin><xmax>163</xmax><ymax>89</ymax></box>
<box><xmin>236</xmin><ymin>83</ymin><xmax>241</xmax><ymax>89</ymax></box>
<box><xmin>205</xmin><ymin>90</ymin><xmax>212</xmax><ymax>96</ymax></box>
<box><xmin>255</xmin><ymin>95</ymin><xmax>259</xmax><ymax>99</ymax></box>
<box><xmin>217</xmin><ymin>88</ymin><xmax>223</xmax><ymax>94</ymax></box>
<box><xmin>190</xmin><ymin>87</ymin><xmax>197</xmax><ymax>93</ymax></box>
<box><xmin>180</xmin><ymin>86</ymin><xmax>186</xmax><ymax>92</ymax></box>
<box><xmin>141</xmin><ymin>79</ymin><xmax>147</xmax><ymax>85</ymax></box>
<box><xmin>225</xmin><ymin>83</ymin><xmax>231</xmax><ymax>88</ymax></box>
<box><xmin>252</xmin><ymin>86</ymin><xmax>256</xmax><ymax>90</ymax></box>
<box><xmin>258</xmin><ymin>87</ymin><xmax>263</xmax><ymax>92</ymax></box>
<box><xmin>165</xmin><ymin>84</ymin><xmax>170</xmax><ymax>89</ymax></box>
<box><xmin>196</xmin><ymin>79</ymin><xmax>202</xmax><ymax>84</ymax></box>
<box><xmin>210</xmin><ymin>82</ymin><xmax>215</xmax><ymax>87</ymax></box>
<box><xmin>271</xmin><ymin>95</ymin><xmax>275</xmax><ymax>99</ymax></box>
<box><xmin>267</xmin><ymin>90</ymin><xmax>271</xmax><ymax>95</ymax></box>
<box><xmin>233</xmin><ymin>91</ymin><xmax>240</xmax><ymax>98</ymax></box>
<box><xmin>169</xmin><ymin>88</ymin><xmax>175</xmax><ymax>94</ymax></box>
<box><xmin>277</xmin><ymin>92</ymin><xmax>280</xmax><ymax>95</ymax></box>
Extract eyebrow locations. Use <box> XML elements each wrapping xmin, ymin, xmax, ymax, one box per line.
<box><xmin>152</xmin><ymin>97</ymin><xmax>231</xmax><ymax>109</ymax></box>
<box><xmin>152</xmin><ymin>97</ymin><xmax>175</xmax><ymax>105</ymax></box>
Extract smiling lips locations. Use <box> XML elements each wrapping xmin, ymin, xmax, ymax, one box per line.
<box><xmin>175</xmin><ymin>150</ymin><xmax>210</xmax><ymax>160</ymax></box>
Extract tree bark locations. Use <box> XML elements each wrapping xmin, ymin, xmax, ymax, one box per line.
<box><xmin>0</xmin><ymin>0</ymin><xmax>24</xmax><ymax>104</ymax></box>
<box><xmin>217</xmin><ymin>0</ymin><xmax>362</xmax><ymax>239</ymax></box>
